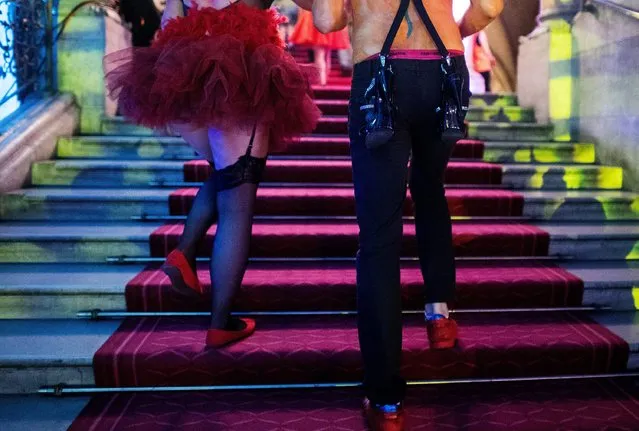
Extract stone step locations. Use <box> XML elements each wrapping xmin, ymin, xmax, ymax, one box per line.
<box><xmin>501</xmin><ymin>164</ymin><xmax>623</xmax><ymax>190</ymax></box>
<box><xmin>30</xmin><ymin>159</ymin><xmax>623</xmax><ymax>190</ymax></box>
<box><xmin>521</xmin><ymin>190</ymin><xmax>639</xmax><ymax>221</ymax></box>
<box><xmin>0</xmin><ymin>264</ymin><xmax>143</xmax><ymax>318</ymax></box>
<box><xmin>467</xmin><ymin>122</ymin><xmax>554</xmax><ymax>141</ymax></box>
<box><xmin>0</xmin><ymin>394</ymin><xmax>89</xmax><ymax>431</ymax></box>
<box><xmin>0</xmin><ymin>223</ymin><xmax>160</xmax><ymax>263</ymax></box>
<box><xmin>57</xmin><ymin>136</ymin><xmax>596</xmax><ymax>164</ymax></box>
<box><xmin>1</xmin><ymin>188</ymin><xmax>173</xmax><ymax>221</ymax></box>
<box><xmin>467</xmin><ymin>93</ymin><xmax>519</xmax><ymax>107</ymax></box>
<box><xmin>0</xmin><ymin>221</ymin><xmax>637</xmax><ymax>263</ymax></box>
<box><xmin>315</xmin><ymin>99</ymin><xmax>535</xmax><ymax>122</ymax></box>
<box><xmin>101</xmin><ymin>116</ymin><xmax>551</xmax><ymax>140</ymax></box>
<box><xmin>2</xmin><ymin>188</ymin><xmax>637</xmax><ymax>222</ymax></box>
<box><xmin>562</xmin><ymin>261</ymin><xmax>639</xmax><ymax>311</ymax></box>
<box><xmin>1</xmin><ymin>261</ymin><xmax>638</xmax><ymax>319</ymax></box>
<box><xmin>0</xmin><ymin>319</ymin><xmax>121</xmax><ymax>393</ymax></box>
<box><xmin>483</xmin><ymin>141</ymin><xmax>595</xmax><ymax>164</ymax></box>
<box><xmin>1</xmin><ymin>311</ymin><xmax>637</xmax><ymax>393</ymax></box>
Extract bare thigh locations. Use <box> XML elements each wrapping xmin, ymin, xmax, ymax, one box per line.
<box><xmin>171</xmin><ymin>123</ymin><xmax>213</xmax><ymax>162</ymax></box>
<box><xmin>208</xmin><ymin>124</ymin><xmax>269</xmax><ymax>170</ymax></box>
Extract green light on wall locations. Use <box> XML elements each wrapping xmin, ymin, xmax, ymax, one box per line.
<box><xmin>548</xmin><ymin>20</ymin><xmax>574</xmax><ymax>142</ymax></box>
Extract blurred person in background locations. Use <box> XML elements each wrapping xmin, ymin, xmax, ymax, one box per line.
<box><xmin>472</xmin><ymin>30</ymin><xmax>496</xmax><ymax>92</ymax></box>
<box><xmin>289</xmin><ymin>6</ymin><xmax>351</xmax><ymax>85</ymax></box>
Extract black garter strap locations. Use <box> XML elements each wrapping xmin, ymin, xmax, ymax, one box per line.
<box><xmin>213</xmin><ymin>125</ymin><xmax>267</xmax><ymax>191</ymax></box>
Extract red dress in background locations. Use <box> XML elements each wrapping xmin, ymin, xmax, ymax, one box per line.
<box><xmin>289</xmin><ymin>9</ymin><xmax>350</xmax><ymax>50</ymax></box>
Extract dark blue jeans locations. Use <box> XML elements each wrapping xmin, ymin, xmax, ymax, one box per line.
<box><xmin>348</xmin><ymin>57</ymin><xmax>470</xmax><ymax>405</ymax></box>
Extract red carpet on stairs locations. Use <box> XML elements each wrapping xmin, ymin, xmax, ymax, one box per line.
<box><xmin>311</xmin><ymin>85</ymin><xmax>351</xmax><ymax>99</ymax></box>
<box><xmin>92</xmin><ymin>313</ymin><xmax>628</xmax><ymax>388</ymax></box>
<box><xmin>149</xmin><ymin>222</ymin><xmax>550</xmax><ymax>258</ymax></box>
<box><xmin>125</xmin><ymin>261</ymin><xmax>584</xmax><ymax>312</ymax></box>
<box><xmin>69</xmin><ymin>379</ymin><xmax>639</xmax><ymax>431</ymax></box>
<box><xmin>169</xmin><ymin>188</ymin><xmax>524</xmax><ymax>217</ymax></box>
<box><xmin>282</xmin><ymin>137</ymin><xmax>485</xmax><ymax>157</ymax></box>
<box><xmin>184</xmin><ymin>160</ymin><xmax>503</xmax><ymax>184</ymax></box>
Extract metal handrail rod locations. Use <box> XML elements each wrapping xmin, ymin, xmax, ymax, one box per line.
<box><xmin>77</xmin><ymin>306</ymin><xmax>609</xmax><ymax>320</ymax></box>
<box><xmin>38</xmin><ymin>372</ymin><xmax>639</xmax><ymax>395</ymax></box>
<box><xmin>586</xmin><ymin>0</ymin><xmax>639</xmax><ymax>20</ymax></box>
<box><xmin>106</xmin><ymin>255</ymin><xmax>571</xmax><ymax>264</ymax></box>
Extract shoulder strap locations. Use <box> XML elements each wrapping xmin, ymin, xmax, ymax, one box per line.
<box><xmin>380</xmin><ymin>0</ymin><xmax>453</xmax><ymax>67</ymax></box>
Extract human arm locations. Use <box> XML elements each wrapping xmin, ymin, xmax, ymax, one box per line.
<box><xmin>161</xmin><ymin>0</ymin><xmax>185</xmax><ymax>29</ymax></box>
<box><xmin>312</xmin><ymin>0</ymin><xmax>348</xmax><ymax>34</ymax></box>
<box><xmin>458</xmin><ymin>0</ymin><xmax>504</xmax><ymax>39</ymax></box>
<box><xmin>478</xmin><ymin>31</ymin><xmax>496</xmax><ymax>65</ymax></box>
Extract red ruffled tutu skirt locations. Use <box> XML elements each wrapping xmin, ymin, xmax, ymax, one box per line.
<box><xmin>103</xmin><ymin>3</ymin><xmax>321</xmax><ymax>152</ymax></box>
<box><xmin>289</xmin><ymin>9</ymin><xmax>350</xmax><ymax>50</ymax></box>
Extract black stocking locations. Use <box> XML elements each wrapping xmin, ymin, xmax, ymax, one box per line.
<box><xmin>210</xmin><ymin>182</ymin><xmax>258</xmax><ymax>329</ymax></box>
<box><xmin>177</xmin><ymin>172</ymin><xmax>217</xmax><ymax>268</ymax></box>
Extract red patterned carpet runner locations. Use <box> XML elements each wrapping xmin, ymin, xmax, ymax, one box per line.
<box><xmin>183</xmin><ymin>159</ymin><xmax>503</xmax><ymax>184</ymax></box>
<box><xmin>70</xmin><ymin>379</ymin><xmax>639</xmax><ymax>430</ymax></box>
<box><xmin>169</xmin><ymin>188</ymin><xmax>524</xmax><ymax>217</ymax></box>
<box><xmin>126</xmin><ymin>261</ymin><xmax>583</xmax><ymax>312</ymax></box>
<box><xmin>149</xmin><ymin>222</ymin><xmax>550</xmax><ymax>259</ymax></box>
<box><xmin>93</xmin><ymin>313</ymin><xmax>627</xmax><ymax>388</ymax></box>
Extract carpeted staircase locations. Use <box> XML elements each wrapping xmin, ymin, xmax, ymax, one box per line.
<box><xmin>1</xmin><ymin>50</ymin><xmax>639</xmax><ymax>429</ymax></box>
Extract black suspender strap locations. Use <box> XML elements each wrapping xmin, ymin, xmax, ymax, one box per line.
<box><xmin>380</xmin><ymin>0</ymin><xmax>454</xmax><ymax>70</ymax></box>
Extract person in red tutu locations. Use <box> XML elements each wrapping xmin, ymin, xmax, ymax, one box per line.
<box><xmin>289</xmin><ymin>7</ymin><xmax>351</xmax><ymax>85</ymax></box>
<box><xmin>104</xmin><ymin>0</ymin><xmax>320</xmax><ymax>348</ymax></box>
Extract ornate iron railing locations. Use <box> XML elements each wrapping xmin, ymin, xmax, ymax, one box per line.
<box><xmin>0</xmin><ymin>0</ymin><xmax>123</xmax><ymax>117</ymax></box>
<box><xmin>0</xmin><ymin>0</ymin><xmax>57</xmax><ymax>109</ymax></box>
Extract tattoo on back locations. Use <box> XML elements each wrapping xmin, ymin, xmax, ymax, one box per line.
<box><xmin>404</xmin><ymin>11</ymin><xmax>413</xmax><ymax>37</ymax></box>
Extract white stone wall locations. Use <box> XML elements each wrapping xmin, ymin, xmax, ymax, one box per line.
<box><xmin>0</xmin><ymin>95</ymin><xmax>79</xmax><ymax>192</ymax></box>
<box><xmin>518</xmin><ymin>2</ymin><xmax>639</xmax><ymax>190</ymax></box>
<box><xmin>573</xmin><ymin>5</ymin><xmax>639</xmax><ymax>190</ymax></box>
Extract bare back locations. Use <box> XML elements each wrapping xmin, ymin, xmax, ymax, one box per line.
<box><xmin>349</xmin><ymin>0</ymin><xmax>464</xmax><ymax>64</ymax></box>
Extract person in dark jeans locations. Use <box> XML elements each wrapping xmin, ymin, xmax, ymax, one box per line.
<box><xmin>313</xmin><ymin>0</ymin><xmax>504</xmax><ymax>429</ymax></box>
<box><xmin>349</xmin><ymin>52</ymin><xmax>469</xmax><ymax>425</ymax></box>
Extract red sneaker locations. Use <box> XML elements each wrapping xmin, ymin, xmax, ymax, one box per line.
<box><xmin>362</xmin><ymin>398</ymin><xmax>405</xmax><ymax>431</ymax></box>
<box><xmin>206</xmin><ymin>318</ymin><xmax>256</xmax><ymax>348</ymax></box>
<box><xmin>161</xmin><ymin>249</ymin><xmax>203</xmax><ymax>295</ymax></box>
<box><xmin>427</xmin><ymin>317</ymin><xmax>458</xmax><ymax>350</ymax></box>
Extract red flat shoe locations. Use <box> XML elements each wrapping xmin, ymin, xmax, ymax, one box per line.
<box><xmin>206</xmin><ymin>318</ymin><xmax>256</xmax><ymax>348</ymax></box>
<box><xmin>427</xmin><ymin>316</ymin><xmax>458</xmax><ymax>350</ymax></box>
<box><xmin>161</xmin><ymin>249</ymin><xmax>203</xmax><ymax>295</ymax></box>
<box><xmin>362</xmin><ymin>398</ymin><xmax>405</xmax><ymax>431</ymax></box>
